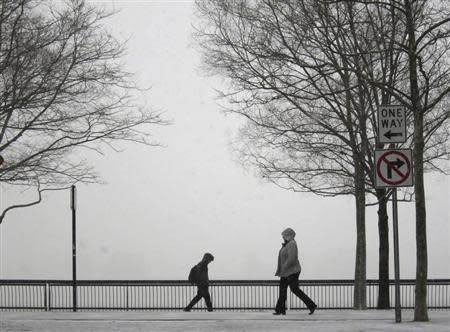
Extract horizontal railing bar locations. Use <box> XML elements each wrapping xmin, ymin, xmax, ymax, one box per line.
<box><xmin>2</xmin><ymin>279</ymin><xmax>449</xmax><ymax>285</ymax></box>
<box><xmin>4</xmin><ymin>306</ymin><xmax>447</xmax><ymax>311</ymax></box>
<box><xmin>0</xmin><ymin>307</ymin><xmax>46</xmax><ymax>310</ymax></box>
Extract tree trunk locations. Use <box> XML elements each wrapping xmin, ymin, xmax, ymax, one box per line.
<box><xmin>403</xmin><ymin>0</ymin><xmax>428</xmax><ymax>321</ymax></box>
<box><xmin>353</xmin><ymin>159</ymin><xmax>367</xmax><ymax>310</ymax></box>
<box><xmin>376</xmin><ymin>189</ymin><xmax>390</xmax><ymax>309</ymax></box>
<box><xmin>413</xmin><ymin>111</ymin><xmax>428</xmax><ymax>321</ymax></box>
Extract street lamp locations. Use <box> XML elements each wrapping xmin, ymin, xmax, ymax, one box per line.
<box><xmin>70</xmin><ymin>185</ymin><xmax>77</xmax><ymax>312</ymax></box>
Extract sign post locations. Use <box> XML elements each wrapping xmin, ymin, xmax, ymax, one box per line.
<box><xmin>374</xmin><ymin>148</ymin><xmax>413</xmax><ymax>322</ymax></box>
<box><xmin>391</xmin><ymin>187</ymin><xmax>401</xmax><ymax>323</ymax></box>
<box><xmin>376</xmin><ymin>105</ymin><xmax>411</xmax><ymax>323</ymax></box>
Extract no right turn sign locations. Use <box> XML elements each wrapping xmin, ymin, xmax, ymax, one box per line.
<box><xmin>375</xmin><ymin>149</ymin><xmax>413</xmax><ymax>188</ymax></box>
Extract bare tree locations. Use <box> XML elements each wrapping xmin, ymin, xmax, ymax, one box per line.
<box><xmin>195</xmin><ymin>0</ymin><xmax>372</xmax><ymax>309</ymax></box>
<box><xmin>0</xmin><ymin>0</ymin><xmax>168</xmax><ymax>223</ymax></box>
<box><xmin>394</xmin><ymin>0</ymin><xmax>449</xmax><ymax>321</ymax></box>
<box><xmin>335</xmin><ymin>0</ymin><xmax>450</xmax><ymax>321</ymax></box>
<box><xmin>194</xmin><ymin>0</ymin><xmax>449</xmax><ymax>314</ymax></box>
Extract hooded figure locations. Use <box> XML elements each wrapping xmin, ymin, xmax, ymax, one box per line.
<box><xmin>195</xmin><ymin>253</ymin><xmax>214</xmax><ymax>287</ymax></box>
<box><xmin>184</xmin><ymin>253</ymin><xmax>214</xmax><ymax>312</ymax></box>
<box><xmin>275</xmin><ymin>228</ymin><xmax>302</xmax><ymax>277</ymax></box>
<box><xmin>274</xmin><ymin>228</ymin><xmax>317</xmax><ymax>315</ymax></box>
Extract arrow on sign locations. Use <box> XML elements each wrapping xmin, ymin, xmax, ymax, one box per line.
<box><xmin>384</xmin><ymin>130</ymin><xmax>403</xmax><ymax>140</ymax></box>
<box><xmin>386</xmin><ymin>158</ymin><xmax>405</xmax><ymax>179</ymax></box>
<box><xmin>389</xmin><ymin>158</ymin><xmax>405</xmax><ymax>169</ymax></box>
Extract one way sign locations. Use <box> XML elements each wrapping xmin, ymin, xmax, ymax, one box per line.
<box><xmin>378</xmin><ymin>105</ymin><xmax>406</xmax><ymax>144</ymax></box>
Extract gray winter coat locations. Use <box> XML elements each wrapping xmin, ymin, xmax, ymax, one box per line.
<box><xmin>275</xmin><ymin>239</ymin><xmax>302</xmax><ymax>277</ymax></box>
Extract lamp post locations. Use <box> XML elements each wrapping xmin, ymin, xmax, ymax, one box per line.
<box><xmin>70</xmin><ymin>185</ymin><xmax>77</xmax><ymax>312</ymax></box>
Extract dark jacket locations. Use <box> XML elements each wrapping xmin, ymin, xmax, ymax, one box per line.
<box><xmin>195</xmin><ymin>261</ymin><xmax>210</xmax><ymax>287</ymax></box>
<box><xmin>195</xmin><ymin>253</ymin><xmax>214</xmax><ymax>287</ymax></box>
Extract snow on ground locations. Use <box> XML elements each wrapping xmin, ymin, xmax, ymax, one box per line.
<box><xmin>1</xmin><ymin>310</ymin><xmax>449</xmax><ymax>332</ymax></box>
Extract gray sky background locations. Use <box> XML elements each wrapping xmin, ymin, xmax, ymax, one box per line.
<box><xmin>0</xmin><ymin>0</ymin><xmax>448</xmax><ymax>281</ymax></box>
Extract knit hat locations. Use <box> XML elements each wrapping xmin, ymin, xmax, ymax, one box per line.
<box><xmin>281</xmin><ymin>228</ymin><xmax>296</xmax><ymax>238</ymax></box>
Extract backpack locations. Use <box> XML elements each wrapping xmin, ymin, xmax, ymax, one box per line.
<box><xmin>188</xmin><ymin>265</ymin><xmax>198</xmax><ymax>284</ymax></box>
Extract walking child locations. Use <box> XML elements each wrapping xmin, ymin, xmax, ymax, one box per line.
<box><xmin>184</xmin><ymin>252</ymin><xmax>214</xmax><ymax>312</ymax></box>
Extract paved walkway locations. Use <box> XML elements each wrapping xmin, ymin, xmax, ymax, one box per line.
<box><xmin>1</xmin><ymin>310</ymin><xmax>449</xmax><ymax>331</ymax></box>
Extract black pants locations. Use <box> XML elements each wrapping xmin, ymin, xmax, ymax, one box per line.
<box><xmin>186</xmin><ymin>285</ymin><xmax>213</xmax><ymax>310</ymax></box>
<box><xmin>275</xmin><ymin>272</ymin><xmax>316</xmax><ymax>313</ymax></box>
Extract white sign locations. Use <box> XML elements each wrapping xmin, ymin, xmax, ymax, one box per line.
<box><xmin>375</xmin><ymin>149</ymin><xmax>413</xmax><ymax>188</ymax></box>
<box><xmin>377</xmin><ymin>105</ymin><xmax>406</xmax><ymax>144</ymax></box>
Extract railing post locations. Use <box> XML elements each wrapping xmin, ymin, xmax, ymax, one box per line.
<box><xmin>44</xmin><ymin>283</ymin><xmax>48</xmax><ymax>311</ymax></box>
<box><xmin>48</xmin><ymin>283</ymin><xmax>52</xmax><ymax>311</ymax></box>
<box><xmin>126</xmin><ymin>282</ymin><xmax>129</xmax><ymax>311</ymax></box>
<box><xmin>287</xmin><ymin>290</ymin><xmax>291</xmax><ymax>311</ymax></box>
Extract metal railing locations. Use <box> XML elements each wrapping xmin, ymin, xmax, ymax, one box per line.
<box><xmin>1</xmin><ymin>279</ymin><xmax>449</xmax><ymax>311</ymax></box>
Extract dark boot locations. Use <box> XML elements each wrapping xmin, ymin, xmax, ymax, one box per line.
<box><xmin>272</xmin><ymin>311</ymin><xmax>286</xmax><ymax>315</ymax></box>
<box><xmin>308</xmin><ymin>303</ymin><xmax>317</xmax><ymax>315</ymax></box>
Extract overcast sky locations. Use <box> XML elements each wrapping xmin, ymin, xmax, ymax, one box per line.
<box><xmin>0</xmin><ymin>0</ymin><xmax>448</xmax><ymax>281</ymax></box>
